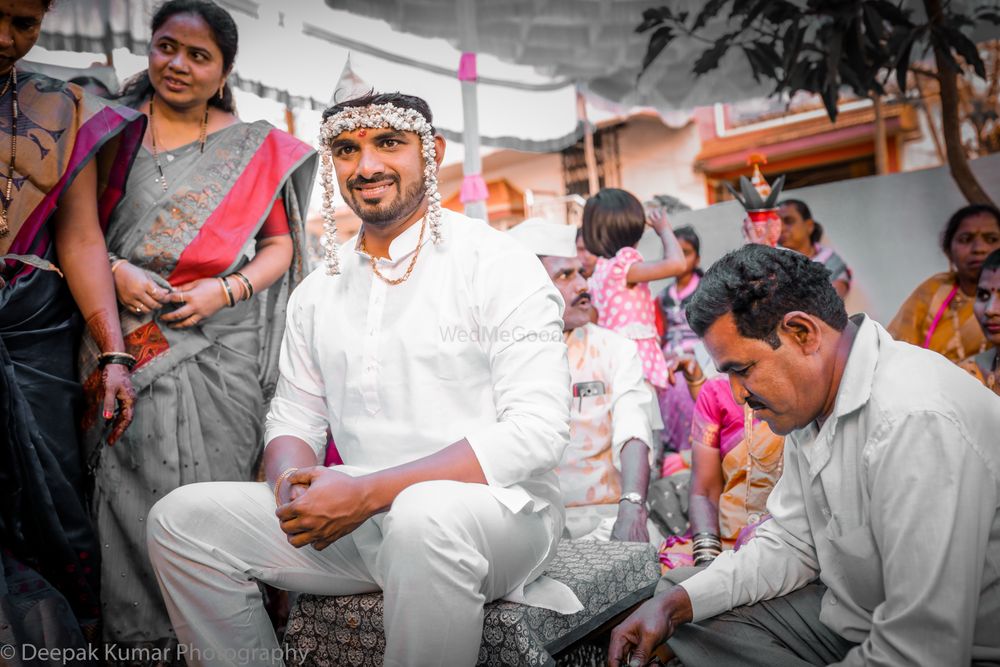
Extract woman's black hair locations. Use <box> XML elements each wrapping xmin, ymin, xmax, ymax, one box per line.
<box><xmin>941</xmin><ymin>204</ymin><xmax>1000</xmax><ymax>257</ymax></box>
<box><xmin>673</xmin><ymin>225</ymin><xmax>704</xmax><ymax>277</ymax></box>
<box><xmin>780</xmin><ymin>198</ymin><xmax>823</xmax><ymax>245</ymax></box>
<box><xmin>674</xmin><ymin>225</ymin><xmax>700</xmax><ymax>255</ymax></box>
<box><xmin>982</xmin><ymin>248</ymin><xmax>1000</xmax><ymax>276</ymax></box>
<box><xmin>118</xmin><ymin>0</ymin><xmax>238</xmax><ymax>113</ymax></box>
<box><xmin>581</xmin><ymin>188</ymin><xmax>646</xmax><ymax>259</ymax></box>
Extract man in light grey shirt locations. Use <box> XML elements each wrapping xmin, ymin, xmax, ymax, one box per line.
<box><xmin>610</xmin><ymin>244</ymin><xmax>1000</xmax><ymax>666</ymax></box>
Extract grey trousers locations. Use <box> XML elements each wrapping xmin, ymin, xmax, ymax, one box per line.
<box><xmin>657</xmin><ymin>568</ymin><xmax>857</xmax><ymax>667</ymax></box>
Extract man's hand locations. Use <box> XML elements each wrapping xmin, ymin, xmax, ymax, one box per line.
<box><xmin>608</xmin><ymin>586</ymin><xmax>692</xmax><ymax>667</ymax></box>
<box><xmin>275</xmin><ymin>467</ymin><xmax>375</xmax><ymax>550</ymax></box>
<box><xmin>611</xmin><ymin>501</ymin><xmax>650</xmax><ymax>543</ymax></box>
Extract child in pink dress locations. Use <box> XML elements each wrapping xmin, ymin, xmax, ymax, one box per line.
<box><xmin>582</xmin><ymin>188</ymin><xmax>687</xmax><ymax>391</ymax></box>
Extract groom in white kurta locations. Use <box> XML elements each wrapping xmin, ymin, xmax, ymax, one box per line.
<box><xmin>146</xmin><ymin>93</ymin><xmax>579</xmax><ymax>666</ymax></box>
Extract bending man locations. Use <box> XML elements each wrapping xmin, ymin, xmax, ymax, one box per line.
<box><xmin>609</xmin><ymin>244</ymin><xmax>1000</xmax><ymax>666</ymax></box>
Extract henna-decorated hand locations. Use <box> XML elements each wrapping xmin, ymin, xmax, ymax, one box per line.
<box><xmin>100</xmin><ymin>363</ymin><xmax>136</xmax><ymax>445</ymax></box>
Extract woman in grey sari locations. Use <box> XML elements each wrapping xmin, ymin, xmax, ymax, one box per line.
<box><xmin>79</xmin><ymin>0</ymin><xmax>317</xmax><ymax>651</ymax></box>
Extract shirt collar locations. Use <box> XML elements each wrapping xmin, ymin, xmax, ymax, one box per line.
<box><xmin>353</xmin><ymin>215</ymin><xmax>431</xmax><ymax>267</ymax></box>
<box><xmin>830</xmin><ymin>313</ymin><xmax>879</xmax><ymax>420</ymax></box>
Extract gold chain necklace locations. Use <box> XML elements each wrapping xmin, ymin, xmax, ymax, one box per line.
<box><xmin>360</xmin><ymin>217</ymin><xmax>427</xmax><ymax>286</ymax></box>
<box><xmin>149</xmin><ymin>95</ymin><xmax>208</xmax><ymax>193</ymax></box>
<box><xmin>0</xmin><ymin>67</ymin><xmax>18</xmax><ymax>239</ymax></box>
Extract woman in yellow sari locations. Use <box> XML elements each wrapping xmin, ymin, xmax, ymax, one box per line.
<box><xmin>888</xmin><ymin>204</ymin><xmax>1000</xmax><ymax>362</ymax></box>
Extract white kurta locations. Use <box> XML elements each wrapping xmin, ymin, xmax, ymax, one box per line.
<box><xmin>265</xmin><ymin>209</ymin><xmax>571</xmax><ymax>520</ymax></box>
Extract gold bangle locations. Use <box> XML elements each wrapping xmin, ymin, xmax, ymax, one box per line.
<box><xmin>110</xmin><ymin>259</ymin><xmax>127</xmax><ymax>274</ymax></box>
<box><xmin>231</xmin><ymin>271</ymin><xmax>254</xmax><ymax>300</ymax></box>
<box><xmin>686</xmin><ymin>375</ymin><xmax>707</xmax><ymax>387</ymax></box>
<box><xmin>273</xmin><ymin>467</ymin><xmax>299</xmax><ymax>505</ymax></box>
<box><xmin>217</xmin><ymin>276</ymin><xmax>236</xmax><ymax>307</ymax></box>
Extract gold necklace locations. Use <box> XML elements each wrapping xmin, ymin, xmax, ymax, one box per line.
<box><xmin>0</xmin><ymin>67</ymin><xmax>18</xmax><ymax>239</ymax></box>
<box><xmin>360</xmin><ymin>217</ymin><xmax>427</xmax><ymax>286</ymax></box>
<box><xmin>149</xmin><ymin>95</ymin><xmax>208</xmax><ymax>193</ymax></box>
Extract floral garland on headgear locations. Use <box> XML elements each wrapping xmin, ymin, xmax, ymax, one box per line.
<box><xmin>317</xmin><ymin>103</ymin><xmax>443</xmax><ymax>275</ymax></box>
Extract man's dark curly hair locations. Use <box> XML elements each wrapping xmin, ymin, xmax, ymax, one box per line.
<box><xmin>322</xmin><ymin>91</ymin><xmax>436</xmax><ymax>135</ymax></box>
<box><xmin>686</xmin><ymin>245</ymin><xmax>848</xmax><ymax>348</ymax></box>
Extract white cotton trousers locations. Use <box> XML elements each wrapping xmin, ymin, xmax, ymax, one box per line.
<box><xmin>146</xmin><ymin>475</ymin><xmax>557</xmax><ymax>667</ymax></box>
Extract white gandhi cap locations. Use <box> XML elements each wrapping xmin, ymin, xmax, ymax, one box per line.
<box><xmin>506</xmin><ymin>217</ymin><xmax>578</xmax><ymax>258</ymax></box>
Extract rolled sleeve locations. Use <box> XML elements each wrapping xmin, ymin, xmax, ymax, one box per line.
<box><xmin>465</xmin><ymin>246</ymin><xmax>571</xmax><ymax>489</ymax></box>
<box><xmin>263</xmin><ymin>287</ymin><xmax>329</xmax><ymax>461</ymax></box>
<box><xmin>608</xmin><ymin>338</ymin><xmax>655</xmax><ymax>469</ymax></box>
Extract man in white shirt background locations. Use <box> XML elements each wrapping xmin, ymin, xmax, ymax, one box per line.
<box><xmin>145</xmin><ymin>92</ymin><xmax>580</xmax><ymax>666</ymax></box>
<box><xmin>610</xmin><ymin>244</ymin><xmax>1000</xmax><ymax>666</ymax></box>
<box><xmin>508</xmin><ymin>218</ymin><xmax>661</xmax><ymax>544</ymax></box>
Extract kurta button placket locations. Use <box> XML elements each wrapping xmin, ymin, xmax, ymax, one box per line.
<box><xmin>361</xmin><ymin>274</ymin><xmax>387</xmax><ymax>414</ymax></box>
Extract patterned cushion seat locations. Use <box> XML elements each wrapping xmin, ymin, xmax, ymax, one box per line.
<box><xmin>283</xmin><ymin>539</ymin><xmax>660</xmax><ymax>666</ymax></box>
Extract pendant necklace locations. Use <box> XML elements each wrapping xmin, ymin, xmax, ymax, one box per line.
<box><xmin>149</xmin><ymin>95</ymin><xmax>208</xmax><ymax>193</ymax></box>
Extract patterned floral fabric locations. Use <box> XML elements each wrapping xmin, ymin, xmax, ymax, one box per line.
<box><xmin>589</xmin><ymin>247</ymin><xmax>670</xmax><ymax>389</ymax></box>
<box><xmin>283</xmin><ymin>540</ymin><xmax>660</xmax><ymax>666</ymax></box>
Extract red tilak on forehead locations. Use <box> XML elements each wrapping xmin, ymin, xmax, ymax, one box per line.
<box><xmin>358</xmin><ymin>129</ymin><xmax>367</xmax><ymax>137</ymax></box>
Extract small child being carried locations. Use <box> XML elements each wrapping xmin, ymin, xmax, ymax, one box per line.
<box><xmin>581</xmin><ymin>188</ymin><xmax>687</xmax><ymax>390</ymax></box>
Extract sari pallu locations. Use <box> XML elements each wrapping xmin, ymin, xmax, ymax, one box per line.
<box><xmin>888</xmin><ymin>272</ymin><xmax>987</xmax><ymax>363</ymax></box>
<box><xmin>79</xmin><ymin>120</ymin><xmax>316</xmax><ymax>645</ymax></box>
<box><xmin>658</xmin><ymin>378</ymin><xmax>784</xmax><ymax>570</ymax></box>
<box><xmin>0</xmin><ymin>73</ymin><xmax>144</xmax><ymax>645</ymax></box>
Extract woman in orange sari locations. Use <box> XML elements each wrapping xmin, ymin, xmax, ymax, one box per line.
<box><xmin>889</xmin><ymin>204</ymin><xmax>1000</xmax><ymax>362</ymax></box>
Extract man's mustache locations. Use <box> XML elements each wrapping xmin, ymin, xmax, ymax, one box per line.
<box><xmin>347</xmin><ymin>174</ymin><xmax>399</xmax><ymax>189</ymax></box>
<box><xmin>572</xmin><ymin>292</ymin><xmax>592</xmax><ymax>307</ymax></box>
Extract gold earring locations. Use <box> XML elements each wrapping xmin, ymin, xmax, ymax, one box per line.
<box><xmin>218</xmin><ymin>84</ymin><xmax>224</xmax><ymax>100</ymax></box>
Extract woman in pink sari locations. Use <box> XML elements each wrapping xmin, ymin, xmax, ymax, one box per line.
<box><xmin>658</xmin><ymin>376</ymin><xmax>785</xmax><ymax>570</ymax></box>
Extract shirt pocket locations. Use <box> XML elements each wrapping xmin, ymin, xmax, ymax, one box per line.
<box><xmin>823</xmin><ymin>515</ymin><xmax>884</xmax><ymax>612</ymax></box>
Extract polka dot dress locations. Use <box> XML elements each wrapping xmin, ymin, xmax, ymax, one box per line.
<box><xmin>589</xmin><ymin>246</ymin><xmax>670</xmax><ymax>389</ymax></box>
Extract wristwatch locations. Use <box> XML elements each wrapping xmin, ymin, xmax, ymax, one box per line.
<box><xmin>619</xmin><ymin>492</ymin><xmax>644</xmax><ymax>506</ymax></box>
